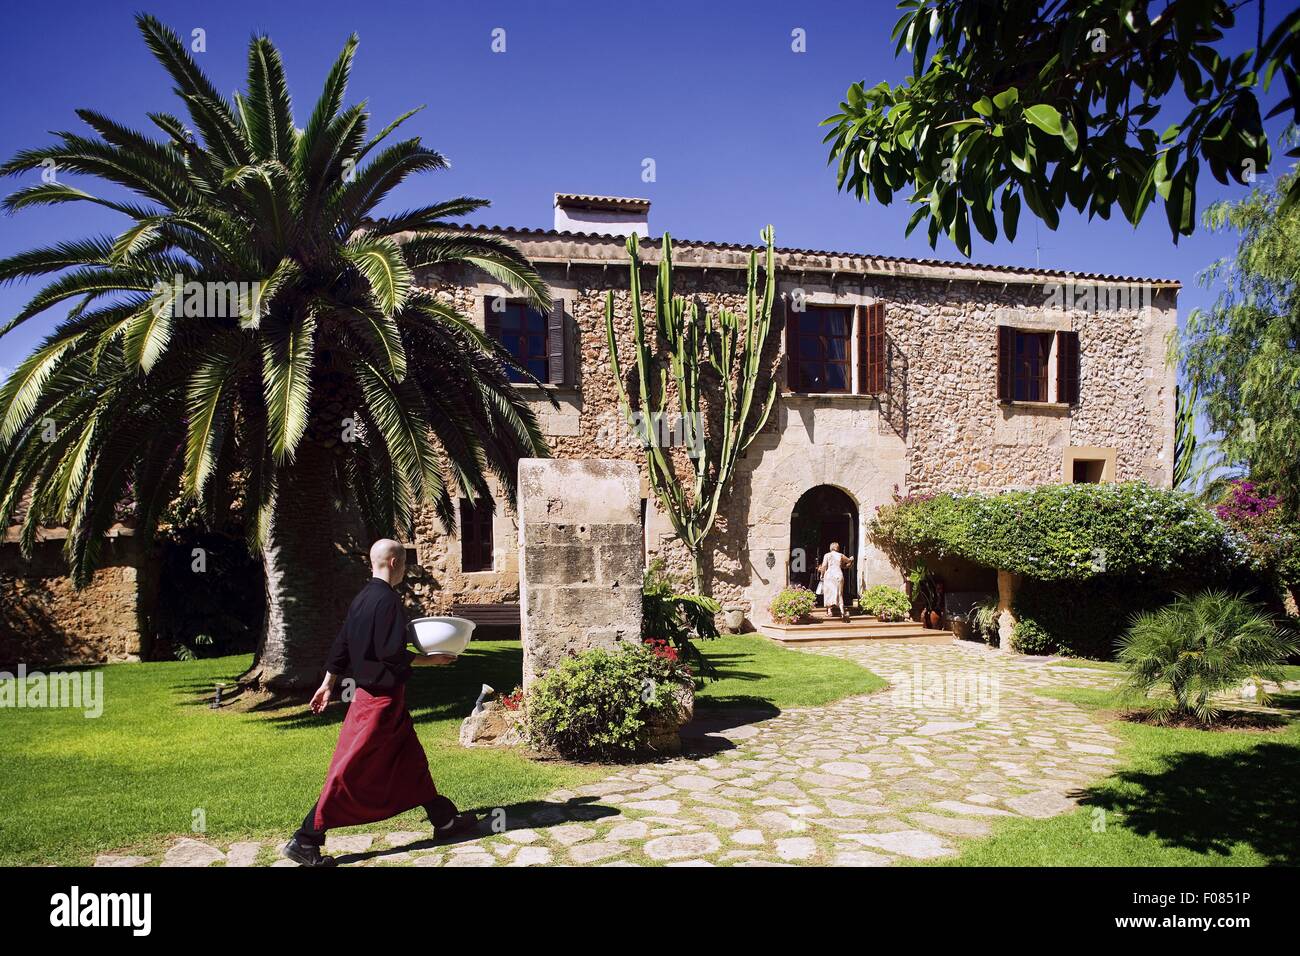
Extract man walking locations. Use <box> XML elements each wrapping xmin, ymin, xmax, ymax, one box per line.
<box><xmin>282</xmin><ymin>539</ymin><xmax>477</xmax><ymax>867</ymax></box>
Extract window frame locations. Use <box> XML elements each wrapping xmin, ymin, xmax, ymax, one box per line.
<box><xmin>458</xmin><ymin>498</ymin><xmax>494</xmax><ymax>573</ymax></box>
<box><xmin>1011</xmin><ymin>329</ymin><xmax>1053</xmax><ymax>403</ymax></box>
<box><xmin>789</xmin><ymin>305</ymin><xmax>853</xmax><ymax>394</ymax></box>
<box><xmin>490</xmin><ymin>302</ymin><xmax>550</xmax><ymax>384</ymax></box>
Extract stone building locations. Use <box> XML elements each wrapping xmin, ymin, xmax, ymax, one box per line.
<box><xmin>408</xmin><ymin>193</ymin><xmax>1179</xmax><ymax>629</ymax></box>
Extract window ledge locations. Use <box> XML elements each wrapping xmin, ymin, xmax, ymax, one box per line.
<box><xmin>782</xmin><ymin>391</ymin><xmax>880</xmax><ymax>401</ymax></box>
<box><xmin>999</xmin><ymin>400</ymin><xmax>1073</xmax><ymax>411</ymax></box>
<box><xmin>514</xmin><ymin>382</ymin><xmax>579</xmax><ymax>396</ymax></box>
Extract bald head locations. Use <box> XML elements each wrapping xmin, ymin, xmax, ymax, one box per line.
<box><xmin>370</xmin><ymin>538</ymin><xmax>407</xmax><ymax>583</ymax></box>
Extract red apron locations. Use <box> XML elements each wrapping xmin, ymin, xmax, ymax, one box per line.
<box><xmin>313</xmin><ymin>684</ymin><xmax>440</xmax><ymax>831</ymax></box>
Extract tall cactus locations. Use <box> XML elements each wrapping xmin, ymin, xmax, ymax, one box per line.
<box><xmin>604</xmin><ymin>227</ymin><xmax>779</xmax><ymax>594</ymax></box>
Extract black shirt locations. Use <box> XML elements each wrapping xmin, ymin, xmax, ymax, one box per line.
<box><xmin>324</xmin><ymin>578</ymin><xmax>416</xmax><ymax>692</ymax></box>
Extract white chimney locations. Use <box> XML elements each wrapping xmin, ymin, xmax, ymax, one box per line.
<box><xmin>553</xmin><ymin>193</ymin><xmax>650</xmax><ymax>237</ymax></box>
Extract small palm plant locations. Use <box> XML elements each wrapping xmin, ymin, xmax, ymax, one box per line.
<box><xmin>0</xmin><ymin>15</ymin><xmax>552</xmax><ymax>690</ymax></box>
<box><xmin>1116</xmin><ymin>590</ymin><xmax>1299</xmax><ymax>724</ymax></box>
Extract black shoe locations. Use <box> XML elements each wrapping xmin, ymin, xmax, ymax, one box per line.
<box><xmin>281</xmin><ymin>837</ymin><xmax>337</xmax><ymax>867</ymax></box>
<box><xmin>434</xmin><ymin>812</ymin><xmax>479</xmax><ymax>839</ymax></box>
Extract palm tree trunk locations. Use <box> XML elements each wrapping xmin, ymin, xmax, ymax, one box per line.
<box><xmin>242</xmin><ymin>440</ymin><xmax>365</xmax><ymax>693</ymax></box>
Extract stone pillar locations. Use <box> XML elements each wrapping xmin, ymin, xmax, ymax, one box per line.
<box><xmin>518</xmin><ymin>458</ymin><xmax>643</xmax><ymax>688</ymax></box>
<box><xmin>996</xmin><ymin>569</ymin><xmax>1021</xmax><ymax>653</ymax></box>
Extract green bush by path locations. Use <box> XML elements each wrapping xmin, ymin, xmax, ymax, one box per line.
<box><xmin>0</xmin><ymin>634</ymin><xmax>881</xmax><ymax>865</ymax></box>
<box><xmin>871</xmin><ymin>482</ymin><xmax>1242</xmax><ymax>583</ymax></box>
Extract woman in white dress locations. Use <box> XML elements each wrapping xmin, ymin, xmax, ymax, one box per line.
<box><xmin>818</xmin><ymin>542</ymin><xmax>854</xmax><ymax>622</ymax></box>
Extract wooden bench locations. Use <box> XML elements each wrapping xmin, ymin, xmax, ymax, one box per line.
<box><xmin>451</xmin><ymin>602</ymin><xmax>521</xmax><ymax>637</ymax></box>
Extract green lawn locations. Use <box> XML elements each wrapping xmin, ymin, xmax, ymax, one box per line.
<box><xmin>0</xmin><ymin>634</ymin><xmax>880</xmax><ymax>866</ymax></box>
<box><xmin>925</xmin><ymin>686</ymin><xmax>1300</xmax><ymax>867</ymax></box>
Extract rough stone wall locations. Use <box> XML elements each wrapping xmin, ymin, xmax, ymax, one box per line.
<box><xmin>0</xmin><ymin>532</ymin><xmax>153</xmax><ymax>666</ymax></box>
<box><xmin>517</xmin><ymin>458</ymin><xmax>643</xmax><ymax>686</ymax></box>
<box><xmin>411</xmin><ymin>249</ymin><xmax>1177</xmax><ymax>626</ymax></box>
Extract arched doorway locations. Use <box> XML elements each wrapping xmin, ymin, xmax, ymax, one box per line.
<box><xmin>789</xmin><ymin>486</ymin><xmax>859</xmax><ymax>605</ymax></box>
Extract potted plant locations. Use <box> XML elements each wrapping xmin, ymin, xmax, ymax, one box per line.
<box><xmin>769</xmin><ymin>586</ymin><xmax>817</xmax><ymax>624</ymax></box>
<box><xmin>859</xmin><ymin>584</ymin><xmax>910</xmax><ymax>622</ymax></box>
<box><xmin>908</xmin><ymin>564</ymin><xmax>944</xmax><ymax>629</ymax></box>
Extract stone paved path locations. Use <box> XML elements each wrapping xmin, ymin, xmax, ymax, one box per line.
<box><xmin>96</xmin><ymin>640</ymin><xmax>1124</xmax><ymax>868</ymax></box>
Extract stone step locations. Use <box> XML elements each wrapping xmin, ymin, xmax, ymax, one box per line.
<box><xmin>759</xmin><ymin>617</ymin><xmax>951</xmax><ymax>644</ymax></box>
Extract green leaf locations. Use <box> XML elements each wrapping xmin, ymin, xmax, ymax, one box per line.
<box><xmin>1023</xmin><ymin>104</ymin><xmax>1063</xmax><ymax>137</ymax></box>
<box><xmin>261</xmin><ymin>311</ymin><xmax>316</xmax><ymax>463</ymax></box>
<box><xmin>344</xmin><ymin>236</ymin><xmax>413</xmax><ymax>316</ymax></box>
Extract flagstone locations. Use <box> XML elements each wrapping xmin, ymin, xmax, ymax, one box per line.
<box><xmin>605</xmin><ymin>820</ymin><xmax>650</xmax><ymax>841</ymax></box>
<box><xmin>225</xmin><ymin>842</ymin><xmax>261</xmax><ymax>867</ymax></box>
<box><xmin>509</xmin><ymin>846</ymin><xmax>553</xmax><ymax>866</ymax></box>
<box><xmin>774</xmin><ymin>837</ymin><xmax>817</xmax><ymax>861</ymax></box>
<box><xmin>644</xmin><ymin>833</ymin><xmax>722</xmax><ymax>860</ymax></box>
<box><xmin>163</xmin><ymin>838</ymin><xmax>225</xmax><ymax>867</ymax></box>
<box><xmin>845</xmin><ymin>830</ymin><xmax>955</xmax><ymax>859</ymax></box>
<box><xmin>569</xmin><ymin>841</ymin><xmax>628</xmax><ymax>864</ymax></box>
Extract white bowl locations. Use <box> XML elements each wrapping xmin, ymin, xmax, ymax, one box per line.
<box><xmin>409</xmin><ymin>616</ymin><xmax>476</xmax><ymax>656</ymax></box>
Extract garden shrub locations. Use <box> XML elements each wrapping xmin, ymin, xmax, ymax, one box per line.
<box><xmin>870</xmin><ymin>482</ymin><xmax>1241</xmax><ymax>584</ymax></box>
<box><xmin>1117</xmin><ymin>590</ymin><xmax>1299</xmax><ymax>723</ymax></box>
<box><xmin>525</xmin><ymin>642</ymin><xmax>693</xmax><ymax>761</ymax></box>
<box><xmin>769</xmin><ymin>586</ymin><xmax>816</xmax><ymax>624</ymax></box>
<box><xmin>1011</xmin><ymin>577</ymin><xmax>1173</xmax><ymax>658</ymax></box>
<box><xmin>1213</xmin><ymin>479</ymin><xmax>1300</xmax><ymax>597</ymax></box>
<box><xmin>859</xmin><ymin>584</ymin><xmax>910</xmax><ymax>621</ymax></box>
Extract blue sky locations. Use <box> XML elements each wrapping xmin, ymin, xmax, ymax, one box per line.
<box><xmin>0</xmin><ymin>0</ymin><xmax>1293</xmax><ymax>375</ymax></box>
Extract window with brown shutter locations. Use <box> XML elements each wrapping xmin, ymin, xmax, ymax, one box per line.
<box><xmin>1056</xmin><ymin>330</ymin><xmax>1080</xmax><ymax>404</ymax></box>
<box><xmin>787</xmin><ymin>305</ymin><xmax>851</xmax><ymax>393</ymax></box>
<box><xmin>996</xmin><ymin>325</ymin><xmax>1014</xmax><ymax>400</ymax></box>
<box><xmin>859</xmin><ymin>303</ymin><xmax>886</xmax><ymax>394</ymax></box>
<box><xmin>997</xmin><ymin>326</ymin><xmax>1053</xmax><ymax>402</ymax></box>
<box><xmin>459</xmin><ymin>498</ymin><xmax>493</xmax><ymax>572</ymax></box>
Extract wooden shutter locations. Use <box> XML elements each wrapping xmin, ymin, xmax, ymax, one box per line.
<box><xmin>784</xmin><ymin>298</ymin><xmax>800</xmax><ymax>391</ymax></box>
<box><xmin>484</xmin><ymin>297</ymin><xmax>501</xmax><ymax>341</ymax></box>
<box><xmin>1056</xmin><ymin>329</ymin><xmax>1080</xmax><ymax>404</ymax></box>
<box><xmin>996</xmin><ymin>325</ymin><xmax>1014</xmax><ymax>400</ymax></box>
<box><xmin>547</xmin><ymin>299</ymin><xmax>567</xmax><ymax>385</ymax></box>
<box><xmin>860</xmin><ymin>303</ymin><xmax>886</xmax><ymax>394</ymax></box>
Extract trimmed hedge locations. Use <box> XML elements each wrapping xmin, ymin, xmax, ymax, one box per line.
<box><xmin>870</xmin><ymin>482</ymin><xmax>1243</xmax><ymax>584</ymax></box>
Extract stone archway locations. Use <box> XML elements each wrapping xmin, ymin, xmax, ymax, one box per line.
<box><xmin>789</xmin><ymin>485</ymin><xmax>859</xmax><ymax>605</ymax></box>
<box><xmin>739</xmin><ymin>416</ymin><xmax>907</xmax><ymax>625</ymax></box>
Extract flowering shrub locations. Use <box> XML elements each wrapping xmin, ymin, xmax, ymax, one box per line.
<box><xmin>643</xmin><ymin>638</ymin><xmax>680</xmax><ymax>662</ymax></box>
<box><xmin>525</xmin><ymin>643</ymin><xmax>693</xmax><ymax>760</ymax></box>
<box><xmin>870</xmin><ymin>481</ymin><xmax>1240</xmax><ymax>583</ymax></box>
<box><xmin>1214</xmin><ymin>479</ymin><xmax>1300</xmax><ymax>588</ymax></box>
<box><xmin>769</xmin><ymin>586</ymin><xmax>817</xmax><ymax>624</ymax></box>
<box><xmin>859</xmin><ymin>584</ymin><xmax>911</xmax><ymax>621</ymax></box>
<box><xmin>500</xmin><ymin>687</ymin><xmax>523</xmax><ymax>711</ymax></box>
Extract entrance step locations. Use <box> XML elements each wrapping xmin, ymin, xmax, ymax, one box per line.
<box><xmin>760</xmin><ymin>615</ymin><xmax>952</xmax><ymax>644</ymax></box>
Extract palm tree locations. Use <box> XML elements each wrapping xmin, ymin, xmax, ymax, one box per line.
<box><xmin>1117</xmin><ymin>590</ymin><xmax>1299</xmax><ymax>723</ymax></box>
<box><xmin>0</xmin><ymin>15</ymin><xmax>552</xmax><ymax>691</ymax></box>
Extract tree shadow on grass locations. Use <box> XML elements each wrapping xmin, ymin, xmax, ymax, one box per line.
<box><xmin>1080</xmin><ymin>742</ymin><xmax>1300</xmax><ymax>865</ymax></box>
<box><xmin>190</xmin><ymin>641</ymin><xmax>527</xmax><ymax>730</ymax></box>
